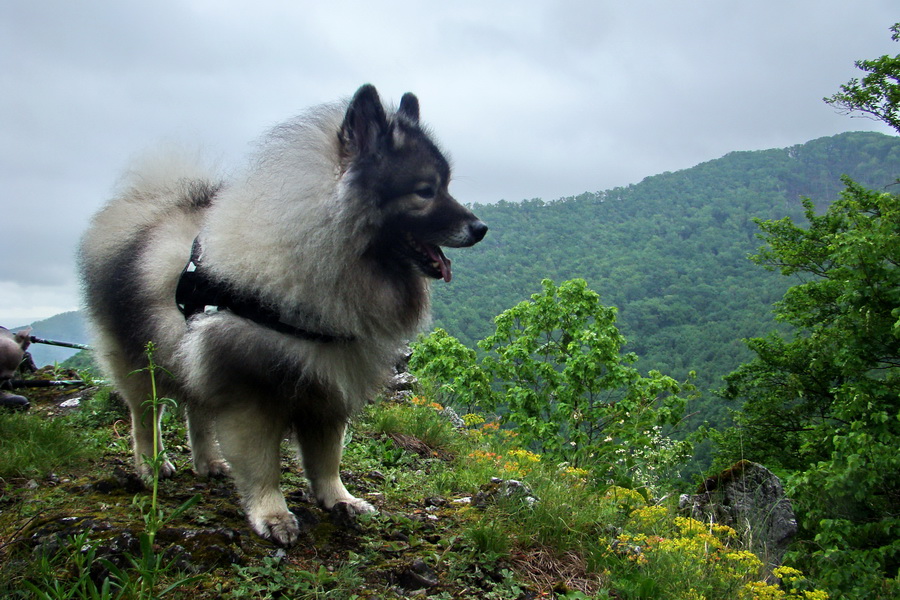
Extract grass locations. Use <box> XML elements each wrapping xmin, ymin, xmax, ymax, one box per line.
<box><xmin>230</xmin><ymin>557</ymin><xmax>364</xmax><ymax>599</ymax></box>
<box><xmin>0</xmin><ymin>382</ymin><xmax>831</xmax><ymax>599</ymax></box>
<box><xmin>6</xmin><ymin>348</ymin><xmax>201</xmax><ymax>600</ymax></box>
<box><xmin>357</xmin><ymin>396</ymin><xmax>831</xmax><ymax>599</ymax></box>
<box><xmin>0</xmin><ymin>411</ymin><xmax>98</xmax><ymax>479</ymax></box>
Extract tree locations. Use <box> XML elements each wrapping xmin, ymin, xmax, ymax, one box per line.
<box><xmin>824</xmin><ymin>22</ymin><xmax>900</xmax><ymax>132</ymax></box>
<box><xmin>408</xmin><ymin>327</ymin><xmax>493</xmax><ymax>414</ymax></box>
<box><xmin>720</xmin><ymin>28</ymin><xmax>900</xmax><ymax>596</ymax></box>
<box><xmin>719</xmin><ymin>30</ymin><xmax>900</xmax><ymax>597</ymax></box>
<box><xmin>413</xmin><ymin>279</ymin><xmax>693</xmax><ymax>492</ymax></box>
<box><xmin>718</xmin><ymin>181</ymin><xmax>900</xmax><ymax>596</ymax></box>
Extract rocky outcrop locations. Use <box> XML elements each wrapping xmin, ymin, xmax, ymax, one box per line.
<box><xmin>384</xmin><ymin>346</ymin><xmax>416</xmax><ymax>402</ymax></box>
<box><xmin>679</xmin><ymin>460</ymin><xmax>797</xmax><ymax>571</ymax></box>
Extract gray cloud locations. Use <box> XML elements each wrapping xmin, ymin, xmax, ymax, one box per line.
<box><xmin>1</xmin><ymin>0</ymin><xmax>896</xmax><ymax>324</ymax></box>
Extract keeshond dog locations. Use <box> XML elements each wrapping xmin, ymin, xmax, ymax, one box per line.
<box><xmin>78</xmin><ymin>84</ymin><xmax>487</xmax><ymax>545</ymax></box>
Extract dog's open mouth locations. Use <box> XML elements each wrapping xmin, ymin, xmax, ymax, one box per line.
<box><xmin>404</xmin><ymin>233</ymin><xmax>452</xmax><ymax>282</ymax></box>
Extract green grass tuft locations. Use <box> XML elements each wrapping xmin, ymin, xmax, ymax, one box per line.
<box><xmin>0</xmin><ymin>411</ymin><xmax>97</xmax><ymax>479</ymax></box>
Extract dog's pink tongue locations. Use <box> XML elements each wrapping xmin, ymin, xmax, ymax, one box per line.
<box><xmin>426</xmin><ymin>245</ymin><xmax>452</xmax><ymax>282</ymax></box>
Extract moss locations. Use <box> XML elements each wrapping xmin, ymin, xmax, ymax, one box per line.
<box><xmin>696</xmin><ymin>459</ymin><xmax>752</xmax><ymax>494</ymax></box>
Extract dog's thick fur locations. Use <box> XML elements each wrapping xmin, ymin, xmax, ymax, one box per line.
<box><xmin>78</xmin><ymin>85</ymin><xmax>486</xmax><ymax>545</ymax></box>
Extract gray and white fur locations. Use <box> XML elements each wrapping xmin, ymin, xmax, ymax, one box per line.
<box><xmin>78</xmin><ymin>84</ymin><xmax>487</xmax><ymax>545</ymax></box>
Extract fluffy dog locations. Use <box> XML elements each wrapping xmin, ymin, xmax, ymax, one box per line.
<box><xmin>78</xmin><ymin>84</ymin><xmax>487</xmax><ymax>545</ymax></box>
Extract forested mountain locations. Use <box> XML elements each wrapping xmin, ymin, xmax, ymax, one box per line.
<box><xmin>430</xmin><ymin>131</ymin><xmax>900</xmax><ymax>425</ymax></box>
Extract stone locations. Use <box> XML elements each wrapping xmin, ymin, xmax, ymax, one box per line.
<box><xmin>680</xmin><ymin>460</ymin><xmax>798</xmax><ymax>571</ymax></box>
<box><xmin>397</xmin><ymin>558</ymin><xmax>438</xmax><ymax>590</ymax></box>
<box><xmin>440</xmin><ymin>406</ymin><xmax>465</xmax><ymax>428</ymax></box>
<box><xmin>0</xmin><ymin>391</ymin><xmax>29</xmax><ymax>410</ymax></box>
<box><xmin>388</xmin><ymin>372</ymin><xmax>418</xmax><ymax>393</ymax></box>
<box><xmin>473</xmin><ymin>478</ymin><xmax>539</xmax><ymax>508</ymax></box>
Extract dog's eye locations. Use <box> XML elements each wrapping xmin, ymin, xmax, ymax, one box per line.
<box><xmin>415</xmin><ymin>186</ymin><xmax>436</xmax><ymax>200</ymax></box>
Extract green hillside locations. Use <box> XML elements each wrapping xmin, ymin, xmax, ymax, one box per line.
<box><xmin>431</xmin><ymin>131</ymin><xmax>900</xmax><ymax>425</ymax></box>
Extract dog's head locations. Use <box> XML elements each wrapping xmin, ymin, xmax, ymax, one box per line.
<box><xmin>339</xmin><ymin>84</ymin><xmax>487</xmax><ymax>282</ymax></box>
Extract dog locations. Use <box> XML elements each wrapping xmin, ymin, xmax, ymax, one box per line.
<box><xmin>78</xmin><ymin>84</ymin><xmax>487</xmax><ymax>545</ymax></box>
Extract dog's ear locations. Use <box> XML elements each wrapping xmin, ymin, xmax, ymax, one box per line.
<box><xmin>340</xmin><ymin>84</ymin><xmax>388</xmax><ymax>157</ymax></box>
<box><xmin>398</xmin><ymin>93</ymin><xmax>420</xmax><ymax>124</ymax></box>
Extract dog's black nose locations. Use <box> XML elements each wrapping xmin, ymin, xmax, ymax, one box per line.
<box><xmin>469</xmin><ymin>220</ymin><xmax>488</xmax><ymax>243</ymax></box>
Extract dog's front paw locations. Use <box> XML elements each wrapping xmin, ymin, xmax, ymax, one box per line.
<box><xmin>250</xmin><ymin>510</ymin><xmax>301</xmax><ymax>546</ymax></box>
<box><xmin>194</xmin><ymin>458</ymin><xmax>231</xmax><ymax>478</ymax></box>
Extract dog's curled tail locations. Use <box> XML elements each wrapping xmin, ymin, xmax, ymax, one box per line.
<box><xmin>115</xmin><ymin>146</ymin><xmax>223</xmax><ymax>208</ymax></box>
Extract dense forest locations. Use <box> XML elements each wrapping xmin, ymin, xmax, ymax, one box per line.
<box><xmin>429</xmin><ymin>130</ymin><xmax>900</xmax><ymax>426</ymax></box>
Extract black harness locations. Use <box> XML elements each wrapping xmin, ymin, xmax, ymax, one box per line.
<box><xmin>175</xmin><ymin>237</ymin><xmax>354</xmax><ymax>344</ymax></box>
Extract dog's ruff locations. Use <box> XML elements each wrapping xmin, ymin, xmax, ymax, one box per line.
<box><xmin>78</xmin><ymin>84</ymin><xmax>486</xmax><ymax>546</ymax></box>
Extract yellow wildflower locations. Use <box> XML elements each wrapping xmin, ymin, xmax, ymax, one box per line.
<box><xmin>462</xmin><ymin>413</ymin><xmax>485</xmax><ymax>427</ymax></box>
<box><xmin>711</xmin><ymin>522</ymin><xmax>738</xmax><ymax>538</ymax></box>
<box><xmin>772</xmin><ymin>566</ymin><xmax>803</xmax><ymax>583</ymax></box>
<box><xmin>742</xmin><ymin>581</ymin><xmax>786</xmax><ymax>600</ymax></box>
<box><xmin>603</xmin><ymin>486</ymin><xmax>646</xmax><ymax>511</ymax></box>
<box><xmin>627</xmin><ymin>504</ymin><xmax>669</xmax><ymax>531</ymax></box>
<box><xmin>560</xmin><ymin>466</ymin><xmax>590</xmax><ymax>485</ymax></box>
<box><xmin>507</xmin><ymin>448</ymin><xmax>541</xmax><ymax>462</ymax></box>
<box><xmin>724</xmin><ymin>550</ymin><xmax>763</xmax><ymax>574</ymax></box>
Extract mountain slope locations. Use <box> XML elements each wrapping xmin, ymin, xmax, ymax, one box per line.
<box><xmin>431</xmin><ymin>131</ymin><xmax>900</xmax><ymax>424</ymax></box>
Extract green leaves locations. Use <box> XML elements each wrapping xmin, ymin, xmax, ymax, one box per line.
<box><xmin>824</xmin><ymin>23</ymin><xmax>900</xmax><ymax>133</ymax></box>
<box><xmin>413</xmin><ymin>278</ymin><xmax>692</xmax><ymax>492</ymax></box>
<box><xmin>721</xmin><ymin>176</ymin><xmax>900</xmax><ymax>597</ymax></box>
<box><xmin>723</xmin><ymin>31</ymin><xmax>900</xmax><ymax>585</ymax></box>
<box><xmin>409</xmin><ymin>327</ymin><xmax>493</xmax><ymax>414</ymax></box>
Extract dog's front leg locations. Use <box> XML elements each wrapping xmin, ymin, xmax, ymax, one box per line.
<box><xmin>296</xmin><ymin>421</ymin><xmax>375</xmax><ymax>515</ymax></box>
<box><xmin>215</xmin><ymin>404</ymin><xmax>300</xmax><ymax>546</ymax></box>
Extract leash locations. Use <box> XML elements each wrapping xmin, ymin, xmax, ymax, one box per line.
<box><xmin>28</xmin><ymin>336</ymin><xmax>92</xmax><ymax>351</ymax></box>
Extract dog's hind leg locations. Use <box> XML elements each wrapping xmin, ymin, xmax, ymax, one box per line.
<box><xmin>215</xmin><ymin>404</ymin><xmax>300</xmax><ymax>546</ymax></box>
<box><xmin>296</xmin><ymin>422</ymin><xmax>375</xmax><ymax>515</ymax></box>
<box><xmin>185</xmin><ymin>405</ymin><xmax>230</xmax><ymax>477</ymax></box>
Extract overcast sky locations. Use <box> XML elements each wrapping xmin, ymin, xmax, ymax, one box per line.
<box><xmin>1</xmin><ymin>1</ymin><xmax>897</xmax><ymax>327</ymax></box>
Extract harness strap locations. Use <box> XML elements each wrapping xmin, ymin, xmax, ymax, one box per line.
<box><xmin>175</xmin><ymin>237</ymin><xmax>355</xmax><ymax>344</ymax></box>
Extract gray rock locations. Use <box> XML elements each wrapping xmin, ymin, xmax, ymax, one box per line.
<box><xmin>440</xmin><ymin>406</ymin><xmax>465</xmax><ymax>429</ymax></box>
<box><xmin>388</xmin><ymin>372</ymin><xmax>418</xmax><ymax>392</ymax></box>
<box><xmin>397</xmin><ymin>558</ymin><xmax>438</xmax><ymax>590</ymax></box>
<box><xmin>681</xmin><ymin>460</ymin><xmax>797</xmax><ymax>571</ymax></box>
<box><xmin>474</xmin><ymin>478</ymin><xmax>539</xmax><ymax>508</ymax></box>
